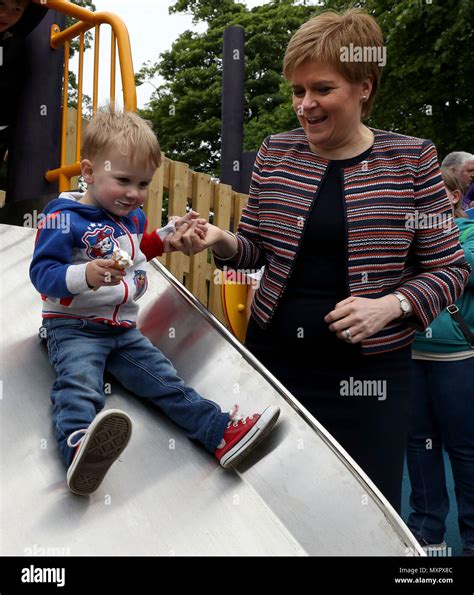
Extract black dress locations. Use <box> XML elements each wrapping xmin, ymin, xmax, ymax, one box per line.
<box><xmin>245</xmin><ymin>147</ymin><xmax>411</xmax><ymax>512</ymax></box>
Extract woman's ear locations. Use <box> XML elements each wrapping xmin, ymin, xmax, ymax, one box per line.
<box><xmin>80</xmin><ymin>159</ymin><xmax>94</xmax><ymax>184</ymax></box>
<box><xmin>361</xmin><ymin>75</ymin><xmax>374</xmax><ymax>100</ymax></box>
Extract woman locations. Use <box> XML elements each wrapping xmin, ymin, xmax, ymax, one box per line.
<box><xmin>406</xmin><ymin>168</ymin><xmax>474</xmax><ymax>555</ymax></box>
<box><xmin>170</xmin><ymin>9</ymin><xmax>471</xmax><ymax>513</ymax></box>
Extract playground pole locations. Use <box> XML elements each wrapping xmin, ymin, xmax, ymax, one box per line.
<box><xmin>221</xmin><ymin>26</ymin><xmax>245</xmax><ymax>198</ymax></box>
<box><xmin>6</xmin><ymin>9</ymin><xmax>65</xmax><ymax>205</ymax></box>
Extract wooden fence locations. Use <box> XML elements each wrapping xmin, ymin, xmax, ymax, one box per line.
<box><xmin>143</xmin><ymin>156</ymin><xmax>249</xmax><ymax>326</ymax></box>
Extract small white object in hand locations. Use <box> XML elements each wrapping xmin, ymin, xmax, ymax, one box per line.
<box><xmin>156</xmin><ymin>220</ymin><xmax>177</xmax><ymax>240</ymax></box>
<box><xmin>112</xmin><ymin>249</ymin><xmax>133</xmax><ymax>269</ymax></box>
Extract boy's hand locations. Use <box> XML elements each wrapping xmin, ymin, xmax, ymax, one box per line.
<box><xmin>162</xmin><ymin>216</ymin><xmax>208</xmax><ymax>253</ymax></box>
<box><xmin>167</xmin><ymin>221</ymin><xmax>225</xmax><ymax>255</ymax></box>
<box><xmin>86</xmin><ymin>259</ymin><xmax>125</xmax><ymax>290</ymax></box>
<box><xmin>168</xmin><ymin>210</ymin><xmax>204</xmax><ymax>229</ymax></box>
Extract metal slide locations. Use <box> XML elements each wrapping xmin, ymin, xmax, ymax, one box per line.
<box><xmin>0</xmin><ymin>224</ymin><xmax>424</xmax><ymax>556</ymax></box>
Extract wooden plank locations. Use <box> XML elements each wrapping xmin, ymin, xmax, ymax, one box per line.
<box><xmin>188</xmin><ymin>172</ymin><xmax>211</xmax><ymax>306</ymax></box>
<box><xmin>233</xmin><ymin>192</ymin><xmax>248</xmax><ymax>231</ymax></box>
<box><xmin>144</xmin><ymin>152</ymin><xmax>164</xmax><ymax>231</ymax></box>
<box><xmin>65</xmin><ymin>107</ymin><xmax>90</xmax><ymax>189</ymax></box>
<box><xmin>166</xmin><ymin>160</ymin><xmax>189</xmax><ymax>282</ymax></box>
<box><xmin>66</xmin><ymin>107</ymin><xmax>80</xmax><ymax>189</ymax></box>
<box><xmin>208</xmin><ymin>183</ymin><xmax>232</xmax><ymax>325</ymax></box>
<box><xmin>162</xmin><ymin>157</ymin><xmax>170</xmax><ymax>190</ymax></box>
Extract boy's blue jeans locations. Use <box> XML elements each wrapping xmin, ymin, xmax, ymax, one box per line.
<box><xmin>406</xmin><ymin>358</ymin><xmax>474</xmax><ymax>551</ymax></box>
<box><xmin>43</xmin><ymin>318</ymin><xmax>230</xmax><ymax>467</ymax></box>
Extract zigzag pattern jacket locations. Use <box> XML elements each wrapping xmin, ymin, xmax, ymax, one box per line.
<box><xmin>214</xmin><ymin>128</ymin><xmax>471</xmax><ymax>355</ymax></box>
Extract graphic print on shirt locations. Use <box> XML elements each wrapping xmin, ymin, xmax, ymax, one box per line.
<box><xmin>82</xmin><ymin>224</ymin><xmax>119</xmax><ymax>259</ymax></box>
<box><xmin>133</xmin><ymin>270</ymin><xmax>147</xmax><ymax>301</ymax></box>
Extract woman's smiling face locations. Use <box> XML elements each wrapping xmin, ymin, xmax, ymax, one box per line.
<box><xmin>290</xmin><ymin>61</ymin><xmax>373</xmax><ymax>154</ymax></box>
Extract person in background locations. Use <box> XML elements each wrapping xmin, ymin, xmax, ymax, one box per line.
<box><xmin>0</xmin><ymin>0</ymin><xmax>48</xmax><ymax>193</ymax></box>
<box><xmin>441</xmin><ymin>152</ymin><xmax>474</xmax><ymax>210</ymax></box>
<box><xmin>406</xmin><ymin>168</ymin><xmax>474</xmax><ymax>557</ymax></box>
<box><xmin>169</xmin><ymin>9</ymin><xmax>471</xmax><ymax>513</ymax></box>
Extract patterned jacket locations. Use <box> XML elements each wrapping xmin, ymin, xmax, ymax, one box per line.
<box><xmin>214</xmin><ymin>128</ymin><xmax>471</xmax><ymax>355</ymax></box>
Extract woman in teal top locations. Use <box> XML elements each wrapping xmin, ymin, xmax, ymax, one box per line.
<box><xmin>407</xmin><ymin>168</ymin><xmax>474</xmax><ymax>556</ymax></box>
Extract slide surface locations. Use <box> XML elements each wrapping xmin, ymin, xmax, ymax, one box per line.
<box><xmin>0</xmin><ymin>224</ymin><xmax>423</xmax><ymax>556</ymax></box>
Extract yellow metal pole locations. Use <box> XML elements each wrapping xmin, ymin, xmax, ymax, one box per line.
<box><xmin>43</xmin><ymin>0</ymin><xmax>138</xmax><ymax>189</ymax></box>
<box><xmin>93</xmin><ymin>25</ymin><xmax>100</xmax><ymax>114</ymax></box>
<box><xmin>76</xmin><ymin>33</ymin><xmax>84</xmax><ymax>162</ymax></box>
<box><xmin>110</xmin><ymin>31</ymin><xmax>116</xmax><ymax>112</ymax></box>
<box><xmin>61</xmin><ymin>39</ymin><xmax>70</xmax><ymax>169</ymax></box>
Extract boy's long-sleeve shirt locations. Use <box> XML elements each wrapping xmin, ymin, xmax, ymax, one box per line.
<box><xmin>30</xmin><ymin>192</ymin><xmax>164</xmax><ymax>327</ymax></box>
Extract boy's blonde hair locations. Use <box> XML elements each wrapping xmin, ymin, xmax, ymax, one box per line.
<box><xmin>441</xmin><ymin>167</ymin><xmax>467</xmax><ymax>219</ymax></box>
<box><xmin>82</xmin><ymin>110</ymin><xmax>161</xmax><ymax>170</ymax></box>
<box><xmin>283</xmin><ymin>9</ymin><xmax>384</xmax><ymax>119</ymax></box>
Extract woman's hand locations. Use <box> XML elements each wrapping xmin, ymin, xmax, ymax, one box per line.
<box><xmin>165</xmin><ymin>221</ymin><xmax>230</xmax><ymax>256</ymax></box>
<box><xmin>86</xmin><ymin>259</ymin><xmax>125</xmax><ymax>289</ymax></box>
<box><xmin>324</xmin><ymin>295</ymin><xmax>402</xmax><ymax>343</ymax></box>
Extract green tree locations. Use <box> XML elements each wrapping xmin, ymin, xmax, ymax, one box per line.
<box><xmin>139</xmin><ymin>0</ymin><xmax>315</xmax><ymax>176</ymax></box>
<box><xmin>139</xmin><ymin>0</ymin><xmax>472</xmax><ymax>177</ymax></box>
<box><xmin>324</xmin><ymin>0</ymin><xmax>473</xmax><ymax>159</ymax></box>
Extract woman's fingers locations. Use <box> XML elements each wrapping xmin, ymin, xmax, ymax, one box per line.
<box><xmin>168</xmin><ymin>222</ymin><xmax>207</xmax><ymax>255</ymax></box>
<box><xmin>182</xmin><ymin>225</ymin><xmax>207</xmax><ymax>253</ymax></box>
<box><xmin>324</xmin><ymin>303</ymin><xmax>354</xmax><ymax>325</ymax></box>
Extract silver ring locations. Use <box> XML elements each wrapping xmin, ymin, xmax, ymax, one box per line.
<box><xmin>343</xmin><ymin>329</ymin><xmax>352</xmax><ymax>341</ymax></box>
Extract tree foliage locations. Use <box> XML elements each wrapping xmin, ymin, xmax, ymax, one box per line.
<box><xmin>139</xmin><ymin>0</ymin><xmax>314</xmax><ymax>175</ymax></box>
<box><xmin>326</xmin><ymin>0</ymin><xmax>473</xmax><ymax>157</ymax></box>
<box><xmin>67</xmin><ymin>0</ymin><xmax>96</xmax><ymax>114</ymax></box>
<box><xmin>138</xmin><ymin>0</ymin><xmax>472</xmax><ymax>177</ymax></box>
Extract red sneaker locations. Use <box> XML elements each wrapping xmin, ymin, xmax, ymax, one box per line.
<box><xmin>66</xmin><ymin>409</ymin><xmax>132</xmax><ymax>496</ymax></box>
<box><xmin>215</xmin><ymin>405</ymin><xmax>280</xmax><ymax>469</ymax></box>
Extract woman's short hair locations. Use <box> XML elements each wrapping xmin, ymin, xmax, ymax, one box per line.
<box><xmin>82</xmin><ymin>109</ymin><xmax>161</xmax><ymax>170</ymax></box>
<box><xmin>441</xmin><ymin>167</ymin><xmax>467</xmax><ymax>219</ymax></box>
<box><xmin>283</xmin><ymin>8</ymin><xmax>384</xmax><ymax>119</ymax></box>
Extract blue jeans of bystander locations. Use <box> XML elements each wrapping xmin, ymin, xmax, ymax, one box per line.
<box><xmin>407</xmin><ymin>358</ymin><xmax>474</xmax><ymax>551</ymax></box>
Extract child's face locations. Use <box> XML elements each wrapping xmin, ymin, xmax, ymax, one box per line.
<box><xmin>80</xmin><ymin>150</ymin><xmax>156</xmax><ymax>217</ymax></box>
<box><xmin>0</xmin><ymin>0</ymin><xmax>29</xmax><ymax>32</ymax></box>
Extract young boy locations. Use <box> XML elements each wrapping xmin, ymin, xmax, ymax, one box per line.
<box><xmin>30</xmin><ymin>110</ymin><xmax>280</xmax><ymax>496</ymax></box>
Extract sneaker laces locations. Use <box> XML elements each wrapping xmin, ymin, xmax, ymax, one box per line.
<box><xmin>67</xmin><ymin>429</ymin><xmax>87</xmax><ymax>448</ymax></box>
<box><xmin>217</xmin><ymin>406</ymin><xmax>255</xmax><ymax>449</ymax></box>
<box><xmin>227</xmin><ymin>404</ymin><xmax>254</xmax><ymax>427</ymax></box>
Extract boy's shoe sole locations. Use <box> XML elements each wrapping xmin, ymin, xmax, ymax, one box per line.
<box><xmin>66</xmin><ymin>409</ymin><xmax>132</xmax><ymax>496</ymax></box>
<box><xmin>219</xmin><ymin>405</ymin><xmax>280</xmax><ymax>469</ymax></box>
